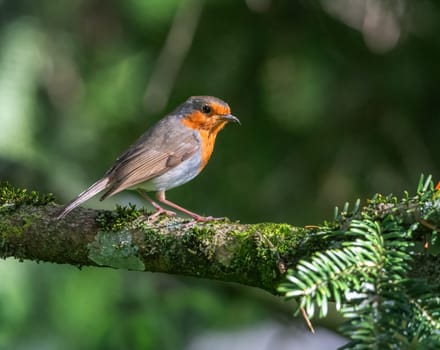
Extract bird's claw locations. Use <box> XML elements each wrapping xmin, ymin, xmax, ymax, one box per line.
<box><xmin>147</xmin><ymin>207</ymin><xmax>177</xmax><ymax>222</ymax></box>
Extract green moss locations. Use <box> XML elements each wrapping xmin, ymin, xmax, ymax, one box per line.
<box><xmin>95</xmin><ymin>203</ymin><xmax>144</xmax><ymax>231</ymax></box>
<box><xmin>213</xmin><ymin>222</ymin><xmax>330</xmax><ymax>292</ymax></box>
<box><xmin>220</xmin><ymin>223</ymin><xmax>287</xmax><ymax>290</ymax></box>
<box><xmin>183</xmin><ymin>223</ymin><xmax>244</xmax><ymax>271</ymax></box>
<box><xmin>0</xmin><ymin>200</ymin><xmax>49</xmax><ymax>256</ymax></box>
<box><xmin>0</xmin><ymin>218</ymin><xmax>21</xmax><ymax>242</ymax></box>
<box><xmin>184</xmin><ymin>225</ymin><xmax>217</xmax><ymax>258</ymax></box>
<box><xmin>88</xmin><ymin>230</ymin><xmax>145</xmax><ymax>271</ymax></box>
<box><xmin>0</xmin><ymin>182</ymin><xmax>55</xmax><ymax>213</ymax></box>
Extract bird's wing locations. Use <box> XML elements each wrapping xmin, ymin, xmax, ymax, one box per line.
<box><xmin>101</xmin><ymin>116</ymin><xmax>199</xmax><ymax>199</ymax></box>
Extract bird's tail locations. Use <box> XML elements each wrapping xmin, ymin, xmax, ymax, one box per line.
<box><xmin>56</xmin><ymin>177</ymin><xmax>110</xmax><ymax>219</ymax></box>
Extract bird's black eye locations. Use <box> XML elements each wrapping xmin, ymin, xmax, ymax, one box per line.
<box><xmin>202</xmin><ymin>104</ymin><xmax>211</xmax><ymax>114</ymax></box>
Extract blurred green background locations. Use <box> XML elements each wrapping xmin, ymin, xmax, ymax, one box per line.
<box><xmin>1</xmin><ymin>0</ymin><xmax>439</xmax><ymax>349</ymax></box>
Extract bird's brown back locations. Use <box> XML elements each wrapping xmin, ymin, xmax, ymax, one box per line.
<box><xmin>101</xmin><ymin>115</ymin><xmax>199</xmax><ymax>199</ymax></box>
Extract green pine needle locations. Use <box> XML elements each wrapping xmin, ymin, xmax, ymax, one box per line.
<box><xmin>278</xmin><ymin>174</ymin><xmax>440</xmax><ymax>349</ymax></box>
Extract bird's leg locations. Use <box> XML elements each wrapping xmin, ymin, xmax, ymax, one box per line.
<box><xmin>137</xmin><ymin>189</ymin><xmax>176</xmax><ymax>221</ymax></box>
<box><xmin>155</xmin><ymin>190</ymin><xmax>221</xmax><ymax>222</ymax></box>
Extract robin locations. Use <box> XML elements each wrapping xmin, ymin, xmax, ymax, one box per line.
<box><xmin>56</xmin><ymin>96</ymin><xmax>240</xmax><ymax>221</ymax></box>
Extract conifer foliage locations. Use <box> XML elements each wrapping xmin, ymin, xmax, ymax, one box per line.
<box><xmin>279</xmin><ymin>175</ymin><xmax>440</xmax><ymax>349</ymax></box>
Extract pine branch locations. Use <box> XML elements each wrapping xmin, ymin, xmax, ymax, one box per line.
<box><xmin>277</xmin><ymin>175</ymin><xmax>440</xmax><ymax>348</ymax></box>
<box><xmin>0</xmin><ymin>182</ymin><xmax>439</xmax><ymax>296</ymax></box>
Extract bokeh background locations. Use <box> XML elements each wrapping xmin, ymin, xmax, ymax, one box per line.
<box><xmin>1</xmin><ymin>0</ymin><xmax>439</xmax><ymax>349</ymax></box>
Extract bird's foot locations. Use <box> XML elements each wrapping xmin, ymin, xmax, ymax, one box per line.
<box><xmin>147</xmin><ymin>207</ymin><xmax>177</xmax><ymax>222</ymax></box>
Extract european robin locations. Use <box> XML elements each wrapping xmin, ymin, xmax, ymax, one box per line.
<box><xmin>56</xmin><ymin>96</ymin><xmax>240</xmax><ymax>221</ymax></box>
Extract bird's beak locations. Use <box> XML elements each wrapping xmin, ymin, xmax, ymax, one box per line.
<box><xmin>221</xmin><ymin>114</ymin><xmax>241</xmax><ymax>125</ymax></box>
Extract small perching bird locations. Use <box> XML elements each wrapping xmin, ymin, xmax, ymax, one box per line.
<box><xmin>56</xmin><ymin>96</ymin><xmax>240</xmax><ymax>221</ymax></box>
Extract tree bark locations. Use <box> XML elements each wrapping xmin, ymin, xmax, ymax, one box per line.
<box><xmin>0</xmin><ymin>203</ymin><xmax>324</xmax><ymax>294</ymax></box>
<box><xmin>0</xmin><ymin>187</ymin><xmax>439</xmax><ymax>294</ymax></box>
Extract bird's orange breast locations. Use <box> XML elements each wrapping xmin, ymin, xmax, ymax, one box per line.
<box><xmin>180</xmin><ymin>111</ymin><xmax>227</xmax><ymax>171</ymax></box>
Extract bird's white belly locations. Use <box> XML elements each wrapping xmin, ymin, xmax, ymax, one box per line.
<box><xmin>136</xmin><ymin>152</ymin><xmax>202</xmax><ymax>192</ymax></box>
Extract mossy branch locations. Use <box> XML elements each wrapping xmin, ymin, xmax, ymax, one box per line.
<box><xmin>0</xmin><ymin>183</ymin><xmax>439</xmax><ymax>294</ymax></box>
<box><xmin>0</xmin><ymin>203</ymin><xmax>318</xmax><ymax>293</ymax></box>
